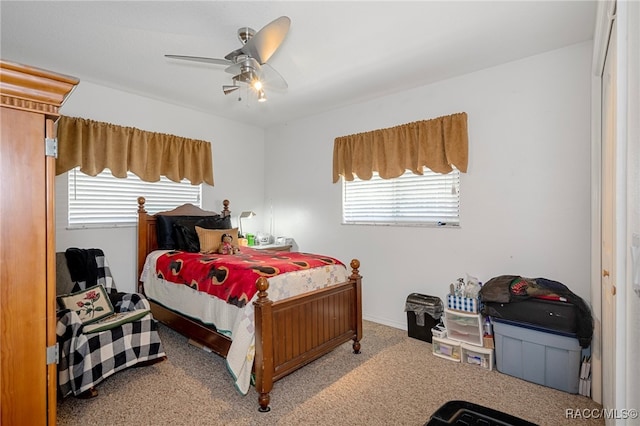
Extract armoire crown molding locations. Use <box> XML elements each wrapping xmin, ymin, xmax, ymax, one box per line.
<box><xmin>0</xmin><ymin>60</ymin><xmax>79</xmax><ymax>116</ymax></box>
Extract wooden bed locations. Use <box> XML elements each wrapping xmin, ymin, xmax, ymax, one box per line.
<box><xmin>136</xmin><ymin>197</ymin><xmax>363</xmax><ymax>412</ymax></box>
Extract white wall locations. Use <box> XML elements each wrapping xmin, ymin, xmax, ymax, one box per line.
<box><xmin>54</xmin><ymin>41</ymin><xmax>594</xmax><ymax>328</ymax></box>
<box><xmin>56</xmin><ymin>81</ymin><xmax>265</xmax><ymax>293</ymax></box>
<box><xmin>264</xmin><ymin>41</ymin><xmax>594</xmax><ymax>329</ymax></box>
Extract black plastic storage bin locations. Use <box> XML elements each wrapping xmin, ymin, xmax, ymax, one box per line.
<box><xmin>425</xmin><ymin>400</ymin><xmax>537</xmax><ymax>426</ymax></box>
<box><xmin>405</xmin><ymin>293</ymin><xmax>443</xmax><ymax>343</ymax></box>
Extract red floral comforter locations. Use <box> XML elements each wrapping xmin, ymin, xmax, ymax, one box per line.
<box><xmin>155</xmin><ymin>248</ymin><xmax>344</xmax><ymax>308</ymax></box>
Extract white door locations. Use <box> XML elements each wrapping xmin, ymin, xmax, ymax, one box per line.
<box><xmin>600</xmin><ymin>18</ymin><xmax>617</xmax><ymax>418</ymax></box>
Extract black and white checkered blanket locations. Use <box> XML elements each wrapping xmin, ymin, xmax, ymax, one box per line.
<box><xmin>56</xmin><ymin>292</ymin><xmax>166</xmax><ymax>397</ymax></box>
<box><xmin>65</xmin><ymin>248</ymin><xmax>117</xmax><ymax>294</ymax></box>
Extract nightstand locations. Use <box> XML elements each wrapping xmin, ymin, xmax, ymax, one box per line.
<box><xmin>252</xmin><ymin>244</ymin><xmax>292</xmax><ymax>252</ymax></box>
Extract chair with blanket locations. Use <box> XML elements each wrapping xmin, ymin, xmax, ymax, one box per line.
<box><xmin>56</xmin><ymin>248</ymin><xmax>166</xmax><ymax>398</ymax></box>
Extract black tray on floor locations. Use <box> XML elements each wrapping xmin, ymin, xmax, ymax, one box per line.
<box><xmin>425</xmin><ymin>400</ymin><xmax>538</xmax><ymax>426</ymax></box>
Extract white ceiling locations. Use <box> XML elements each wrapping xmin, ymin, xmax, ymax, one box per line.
<box><xmin>1</xmin><ymin>1</ymin><xmax>597</xmax><ymax>129</ymax></box>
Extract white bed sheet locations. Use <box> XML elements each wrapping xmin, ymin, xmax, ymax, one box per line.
<box><xmin>140</xmin><ymin>250</ymin><xmax>349</xmax><ymax>394</ymax></box>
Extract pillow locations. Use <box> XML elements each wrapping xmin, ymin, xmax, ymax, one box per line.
<box><xmin>173</xmin><ymin>223</ymin><xmax>200</xmax><ymax>252</ymax></box>
<box><xmin>156</xmin><ymin>214</ymin><xmax>232</xmax><ymax>250</ymax></box>
<box><xmin>156</xmin><ymin>215</ymin><xmax>182</xmax><ymax>249</ymax></box>
<box><xmin>172</xmin><ymin>216</ymin><xmax>235</xmax><ymax>252</ymax></box>
<box><xmin>195</xmin><ymin>227</ymin><xmax>239</xmax><ymax>253</ymax></box>
<box><xmin>195</xmin><ymin>215</ymin><xmax>232</xmax><ymax>230</ymax></box>
<box><xmin>57</xmin><ymin>284</ymin><xmax>115</xmax><ymax>324</ymax></box>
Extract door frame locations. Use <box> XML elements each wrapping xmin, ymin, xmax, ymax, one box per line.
<box><xmin>600</xmin><ymin>17</ymin><xmax>617</xmax><ymax>414</ymax></box>
<box><xmin>591</xmin><ymin>0</ymin><xmax>631</xmax><ymax>413</ymax></box>
<box><xmin>591</xmin><ymin>0</ymin><xmax>613</xmax><ymax>405</ymax></box>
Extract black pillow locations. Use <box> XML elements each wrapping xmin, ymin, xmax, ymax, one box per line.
<box><xmin>156</xmin><ymin>215</ymin><xmax>181</xmax><ymax>249</ymax></box>
<box><xmin>156</xmin><ymin>214</ymin><xmax>232</xmax><ymax>250</ymax></box>
<box><xmin>194</xmin><ymin>215</ymin><xmax>232</xmax><ymax>230</ymax></box>
<box><xmin>173</xmin><ymin>223</ymin><xmax>200</xmax><ymax>252</ymax></box>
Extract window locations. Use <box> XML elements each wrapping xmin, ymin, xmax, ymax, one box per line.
<box><xmin>342</xmin><ymin>168</ymin><xmax>460</xmax><ymax>227</ymax></box>
<box><xmin>67</xmin><ymin>167</ymin><xmax>201</xmax><ymax>228</ymax></box>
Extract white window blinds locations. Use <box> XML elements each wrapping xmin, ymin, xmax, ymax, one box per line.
<box><xmin>68</xmin><ymin>167</ymin><xmax>201</xmax><ymax>227</ymax></box>
<box><xmin>342</xmin><ymin>168</ymin><xmax>460</xmax><ymax>226</ymax></box>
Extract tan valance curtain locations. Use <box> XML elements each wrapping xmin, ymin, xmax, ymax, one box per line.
<box><xmin>332</xmin><ymin>112</ymin><xmax>468</xmax><ymax>182</ymax></box>
<box><xmin>55</xmin><ymin>116</ymin><xmax>214</xmax><ymax>186</ymax></box>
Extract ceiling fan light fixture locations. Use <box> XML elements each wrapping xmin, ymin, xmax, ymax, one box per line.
<box><xmin>252</xmin><ymin>79</ymin><xmax>263</xmax><ymax>91</ymax></box>
<box><xmin>222</xmin><ymin>85</ymin><xmax>240</xmax><ymax>95</ymax></box>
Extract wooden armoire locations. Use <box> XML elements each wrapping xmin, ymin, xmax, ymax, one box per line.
<box><xmin>0</xmin><ymin>61</ymin><xmax>78</xmax><ymax>425</ymax></box>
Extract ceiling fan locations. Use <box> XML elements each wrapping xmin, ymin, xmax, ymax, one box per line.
<box><xmin>165</xmin><ymin>16</ymin><xmax>290</xmax><ymax>102</ymax></box>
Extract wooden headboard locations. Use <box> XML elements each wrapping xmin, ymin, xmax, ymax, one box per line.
<box><xmin>136</xmin><ymin>196</ymin><xmax>230</xmax><ymax>290</ymax></box>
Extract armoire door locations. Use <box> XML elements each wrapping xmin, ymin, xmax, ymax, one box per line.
<box><xmin>0</xmin><ymin>106</ymin><xmax>50</xmax><ymax>423</ymax></box>
<box><xmin>0</xmin><ymin>60</ymin><xmax>78</xmax><ymax>425</ymax></box>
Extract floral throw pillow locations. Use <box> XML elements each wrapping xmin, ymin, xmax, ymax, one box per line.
<box><xmin>57</xmin><ymin>284</ymin><xmax>115</xmax><ymax>324</ymax></box>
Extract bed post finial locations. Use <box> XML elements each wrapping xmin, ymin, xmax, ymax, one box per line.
<box><xmin>255</xmin><ymin>277</ymin><xmax>270</xmax><ymax>299</ymax></box>
<box><xmin>349</xmin><ymin>259</ymin><xmax>361</xmax><ymax>280</ymax></box>
<box><xmin>222</xmin><ymin>199</ymin><xmax>230</xmax><ymax>217</ymax></box>
<box><xmin>137</xmin><ymin>196</ymin><xmax>147</xmax><ymax>213</ymax></box>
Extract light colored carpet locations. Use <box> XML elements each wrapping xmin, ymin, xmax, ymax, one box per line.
<box><xmin>57</xmin><ymin>321</ymin><xmax>603</xmax><ymax>425</ymax></box>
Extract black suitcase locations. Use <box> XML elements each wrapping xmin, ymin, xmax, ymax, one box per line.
<box><xmin>483</xmin><ymin>297</ymin><xmax>578</xmax><ymax>336</ymax></box>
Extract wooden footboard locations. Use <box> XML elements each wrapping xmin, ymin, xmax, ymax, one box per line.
<box><xmin>254</xmin><ymin>260</ymin><xmax>363</xmax><ymax>412</ymax></box>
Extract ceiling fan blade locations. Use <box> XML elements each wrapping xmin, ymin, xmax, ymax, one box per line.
<box><xmin>258</xmin><ymin>63</ymin><xmax>288</xmax><ymax>91</ymax></box>
<box><xmin>240</xmin><ymin>16</ymin><xmax>290</xmax><ymax>64</ymax></box>
<box><xmin>165</xmin><ymin>55</ymin><xmax>232</xmax><ymax>66</ymax></box>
